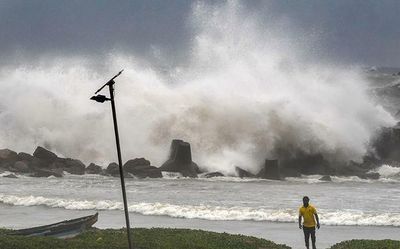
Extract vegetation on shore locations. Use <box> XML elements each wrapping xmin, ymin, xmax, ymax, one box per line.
<box><xmin>0</xmin><ymin>228</ymin><xmax>290</xmax><ymax>249</ymax></box>
<box><xmin>330</xmin><ymin>239</ymin><xmax>400</xmax><ymax>249</ymax></box>
<box><xmin>1</xmin><ymin>228</ymin><xmax>399</xmax><ymax>249</ymax></box>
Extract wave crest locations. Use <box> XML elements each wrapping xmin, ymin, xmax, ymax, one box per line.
<box><xmin>1</xmin><ymin>194</ymin><xmax>399</xmax><ymax>226</ymax></box>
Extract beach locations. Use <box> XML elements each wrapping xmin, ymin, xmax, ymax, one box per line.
<box><xmin>1</xmin><ymin>173</ymin><xmax>399</xmax><ymax>249</ymax></box>
<box><xmin>1</xmin><ymin>204</ymin><xmax>399</xmax><ymax>249</ymax></box>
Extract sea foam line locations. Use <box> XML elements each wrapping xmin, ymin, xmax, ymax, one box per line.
<box><xmin>1</xmin><ymin>194</ymin><xmax>400</xmax><ymax>226</ymax></box>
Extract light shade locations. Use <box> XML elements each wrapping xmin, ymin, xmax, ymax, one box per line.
<box><xmin>90</xmin><ymin>95</ymin><xmax>110</xmax><ymax>103</ymax></box>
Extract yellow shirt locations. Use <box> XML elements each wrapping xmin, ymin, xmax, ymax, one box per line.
<box><xmin>299</xmin><ymin>204</ymin><xmax>317</xmax><ymax>228</ymax></box>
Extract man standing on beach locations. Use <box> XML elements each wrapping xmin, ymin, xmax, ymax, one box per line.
<box><xmin>298</xmin><ymin>196</ymin><xmax>320</xmax><ymax>249</ymax></box>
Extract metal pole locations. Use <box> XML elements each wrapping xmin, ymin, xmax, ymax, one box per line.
<box><xmin>108</xmin><ymin>83</ymin><xmax>133</xmax><ymax>249</ymax></box>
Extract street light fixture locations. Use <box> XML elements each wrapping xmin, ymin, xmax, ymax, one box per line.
<box><xmin>91</xmin><ymin>70</ymin><xmax>133</xmax><ymax>249</ymax></box>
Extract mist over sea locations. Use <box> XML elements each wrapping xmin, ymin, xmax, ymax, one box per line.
<box><xmin>0</xmin><ymin>1</ymin><xmax>395</xmax><ymax>175</ymax></box>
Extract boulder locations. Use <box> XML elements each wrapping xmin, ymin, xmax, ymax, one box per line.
<box><xmin>33</xmin><ymin>146</ymin><xmax>58</xmax><ymax>162</ymax></box>
<box><xmin>0</xmin><ymin>149</ymin><xmax>18</xmax><ymax>168</ymax></box>
<box><xmin>279</xmin><ymin>153</ymin><xmax>335</xmax><ymax>176</ymax></box>
<box><xmin>106</xmin><ymin>162</ymin><xmax>120</xmax><ymax>176</ymax></box>
<box><xmin>336</xmin><ymin>161</ymin><xmax>364</xmax><ymax>176</ymax></box>
<box><xmin>204</xmin><ymin>172</ymin><xmax>224</xmax><ymax>178</ymax></box>
<box><xmin>257</xmin><ymin>159</ymin><xmax>280</xmax><ymax>180</ymax></box>
<box><xmin>28</xmin><ymin>157</ymin><xmax>49</xmax><ymax>169</ymax></box>
<box><xmin>0</xmin><ymin>148</ymin><xmax>18</xmax><ymax>161</ymax></box>
<box><xmin>235</xmin><ymin>166</ymin><xmax>255</xmax><ymax>178</ymax></box>
<box><xmin>31</xmin><ymin>168</ymin><xmax>63</xmax><ymax>178</ymax></box>
<box><xmin>54</xmin><ymin>158</ymin><xmax>86</xmax><ymax>175</ymax></box>
<box><xmin>124</xmin><ymin>158</ymin><xmax>150</xmax><ymax>170</ymax></box>
<box><xmin>123</xmin><ymin>158</ymin><xmax>162</xmax><ymax>178</ymax></box>
<box><xmin>160</xmin><ymin>139</ymin><xmax>199</xmax><ymax>177</ymax></box>
<box><xmin>85</xmin><ymin>163</ymin><xmax>103</xmax><ymax>174</ymax></box>
<box><xmin>361</xmin><ymin>172</ymin><xmax>380</xmax><ymax>180</ymax></box>
<box><xmin>319</xmin><ymin>175</ymin><xmax>332</xmax><ymax>181</ymax></box>
<box><xmin>373</xmin><ymin>127</ymin><xmax>400</xmax><ymax>162</ymax></box>
<box><xmin>17</xmin><ymin>152</ymin><xmax>34</xmax><ymax>161</ymax></box>
<box><xmin>11</xmin><ymin>161</ymin><xmax>31</xmax><ymax>173</ymax></box>
<box><xmin>335</xmin><ymin>161</ymin><xmax>381</xmax><ymax>179</ymax></box>
<box><xmin>279</xmin><ymin>167</ymin><xmax>302</xmax><ymax>177</ymax></box>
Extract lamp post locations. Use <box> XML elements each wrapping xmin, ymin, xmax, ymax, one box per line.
<box><xmin>91</xmin><ymin>70</ymin><xmax>133</xmax><ymax>249</ymax></box>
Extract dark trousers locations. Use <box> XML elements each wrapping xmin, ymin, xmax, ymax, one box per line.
<box><xmin>303</xmin><ymin>226</ymin><xmax>316</xmax><ymax>249</ymax></box>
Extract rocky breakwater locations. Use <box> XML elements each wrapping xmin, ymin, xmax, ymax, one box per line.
<box><xmin>159</xmin><ymin>139</ymin><xmax>201</xmax><ymax>177</ymax></box>
<box><xmin>123</xmin><ymin>158</ymin><xmax>162</xmax><ymax>178</ymax></box>
<box><xmin>234</xmin><ymin>152</ymin><xmax>382</xmax><ymax>180</ymax></box>
<box><xmin>235</xmin><ymin>159</ymin><xmax>281</xmax><ymax>180</ymax></box>
<box><xmin>257</xmin><ymin>159</ymin><xmax>281</xmax><ymax>180</ymax></box>
<box><xmin>0</xmin><ymin>146</ymin><xmax>86</xmax><ymax>177</ymax></box>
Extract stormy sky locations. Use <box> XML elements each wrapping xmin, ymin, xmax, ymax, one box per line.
<box><xmin>1</xmin><ymin>0</ymin><xmax>399</xmax><ymax>67</ymax></box>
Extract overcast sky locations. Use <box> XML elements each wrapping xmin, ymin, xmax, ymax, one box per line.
<box><xmin>1</xmin><ymin>0</ymin><xmax>399</xmax><ymax>67</ymax></box>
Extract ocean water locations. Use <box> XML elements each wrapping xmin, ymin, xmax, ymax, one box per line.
<box><xmin>1</xmin><ymin>165</ymin><xmax>400</xmax><ymax>248</ymax></box>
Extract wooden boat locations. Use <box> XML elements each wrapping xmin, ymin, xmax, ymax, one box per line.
<box><xmin>9</xmin><ymin>213</ymin><xmax>98</xmax><ymax>239</ymax></box>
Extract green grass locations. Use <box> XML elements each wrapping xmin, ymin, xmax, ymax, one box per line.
<box><xmin>330</xmin><ymin>239</ymin><xmax>400</xmax><ymax>249</ymax></box>
<box><xmin>1</xmin><ymin>228</ymin><xmax>399</xmax><ymax>249</ymax></box>
<box><xmin>0</xmin><ymin>228</ymin><xmax>290</xmax><ymax>249</ymax></box>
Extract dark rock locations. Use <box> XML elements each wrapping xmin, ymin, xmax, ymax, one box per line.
<box><xmin>319</xmin><ymin>175</ymin><xmax>332</xmax><ymax>181</ymax></box>
<box><xmin>85</xmin><ymin>163</ymin><xmax>103</xmax><ymax>174</ymax></box>
<box><xmin>362</xmin><ymin>172</ymin><xmax>380</xmax><ymax>180</ymax></box>
<box><xmin>359</xmin><ymin>155</ymin><xmax>381</xmax><ymax>170</ymax></box>
<box><xmin>3</xmin><ymin>173</ymin><xmax>18</xmax><ymax>178</ymax></box>
<box><xmin>372</xmin><ymin>127</ymin><xmax>400</xmax><ymax>162</ymax></box>
<box><xmin>33</xmin><ymin>146</ymin><xmax>58</xmax><ymax>162</ymax></box>
<box><xmin>28</xmin><ymin>157</ymin><xmax>49</xmax><ymax>169</ymax></box>
<box><xmin>124</xmin><ymin>158</ymin><xmax>150</xmax><ymax>169</ymax></box>
<box><xmin>0</xmin><ymin>149</ymin><xmax>18</xmax><ymax>166</ymax></box>
<box><xmin>235</xmin><ymin>166</ymin><xmax>256</xmax><ymax>178</ymax></box>
<box><xmin>17</xmin><ymin>152</ymin><xmax>34</xmax><ymax>161</ymax></box>
<box><xmin>160</xmin><ymin>139</ymin><xmax>199</xmax><ymax>177</ymax></box>
<box><xmin>204</xmin><ymin>172</ymin><xmax>224</xmax><ymax>178</ymax></box>
<box><xmin>106</xmin><ymin>162</ymin><xmax>120</xmax><ymax>176</ymax></box>
<box><xmin>280</xmin><ymin>153</ymin><xmax>335</xmax><ymax>176</ymax></box>
<box><xmin>0</xmin><ymin>148</ymin><xmax>18</xmax><ymax>160</ymax></box>
<box><xmin>123</xmin><ymin>158</ymin><xmax>162</xmax><ymax>178</ymax></box>
<box><xmin>335</xmin><ymin>161</ymin><xmax>381</xmax><ymax>179</ymax></box>
<box><xmin>11</xmin><ymin>161</ymin><xmax>31</xmax><ymax>173</ymax></box>
<box><xmin>279</xmin><ymin>167</ymin><xmax>302</xmax><ymax>177</ymax></box>
<box><xmin>257</xmin><ymin>159</ymin><xmax>280</xmax><ymax>180</ymax></box>
<box><xmin>336</xmin><ymin>161</ymin><xmax>366</xmax><ymax>176</ymax></box>
<box><xmin>54</xmin><ymin>158</ymin><xmax>86</xmax><ymax>175</ymax></box>
<box><xmin>127</xmin><ymin>165</ymin><xmax>162</xmax><ymax>178</ymax></box>
<box><xmin>0</xmin><ymin>162</ymin><xmax>13</xmax><ymax>170</ymax></box>
<box><xmin>31</xmin><ymin>168</ymin><xmax>63</xmax><ymax>178</ymax></box>
<box><xmin>124</xmin><ymin>157</ymin><xmax>150</xmax><ymax>169</ymax></box>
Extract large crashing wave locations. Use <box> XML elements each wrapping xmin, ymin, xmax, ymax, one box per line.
<box><xmin>0</xmin><ymin>1</ymin><xmax>395</xmax><ymax>174</ymax></box>
<box><xmin>1</xmin><ymin>193</ymin><xmax>399</xmax><ymax>227</ymax></box>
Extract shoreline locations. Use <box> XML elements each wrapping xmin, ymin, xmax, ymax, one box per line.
<box><xmin>1</xmin><ymin>205</ymin><xmax>399</xmax><ymax>249</ymax></box>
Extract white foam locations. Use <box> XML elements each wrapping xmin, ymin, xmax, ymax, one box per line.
<box><xmin>286</xmin><ymin>173</ymin><xmax>400</xmax><ymax>184</ymax></box>
<box><xmin>1</xmin><ymin>194</ymin><xmax>399</xmax><ymax>226</ymax></box>
<box><xmin>370</xmin><ymin>165</ymin><xmax>400</xmax><ymax>178</ymax></box>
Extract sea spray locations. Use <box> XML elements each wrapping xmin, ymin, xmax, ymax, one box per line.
<box><xmin>0</xmin><ymin>1</ymin><xmax>395</xmax><ymax>174</ymax></box>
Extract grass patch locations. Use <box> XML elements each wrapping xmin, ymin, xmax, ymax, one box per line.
<box><xmin>0</xmin><ymin>227</ymin><xmax>290</xmax><ymax>249</ymax></box>
<box><xmin>330</xmin><ymin>239</ymin><xmax>400</xmax><ymax>249</ymax></box>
